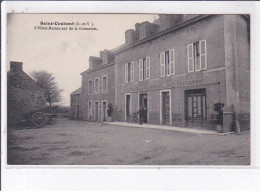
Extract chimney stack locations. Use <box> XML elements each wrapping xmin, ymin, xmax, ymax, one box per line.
<box><xmin>125</xmin><ymin>29</ymin><xmax>136</xmax><ymax>45</ymax></box>
<box><xmin>10</xmin><ymin>61</ymin><xmax>23</xmax><ymax>73</ymax></box>
<box><xmin>89</xmin><ymin>56</ymin><xmax>102</xmax><ymax>69</ymax></box>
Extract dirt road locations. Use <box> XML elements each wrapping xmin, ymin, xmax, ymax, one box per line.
<box><xmin>8</xmin><ymin>118</ymin><xmax>250</xmax><ymax>165</ymax></box>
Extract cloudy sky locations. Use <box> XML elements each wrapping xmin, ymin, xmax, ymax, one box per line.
<box><xmin>7</xmin><ymin>14</ymin><xmax>158</xmax><ymax>106</ymax></box>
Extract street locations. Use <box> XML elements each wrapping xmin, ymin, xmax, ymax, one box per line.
<box><xmin>8</xmin><ymin>118</ymin><xmax>250</xmax><ymax>165</ymax></box>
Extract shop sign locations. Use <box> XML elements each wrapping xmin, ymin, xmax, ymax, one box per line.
<box><xmin>125</xmin><ymin>78</ymin><xmax>205</xmax><ymax>93</ymax></box>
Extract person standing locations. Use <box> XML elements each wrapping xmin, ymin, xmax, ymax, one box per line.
<box><xmin>137</xmin><ymin>106</ymin><xmax>145</xmax><ymax>125</ymax></box>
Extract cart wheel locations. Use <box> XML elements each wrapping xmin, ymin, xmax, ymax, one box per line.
<box><xmin>31</xmin><ymin>112</ymin><xmax>47</xmax><ymax>127</ymax></box>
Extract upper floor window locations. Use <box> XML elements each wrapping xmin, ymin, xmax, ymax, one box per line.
<box><xmin>94</xmin><ymin>77</ymin><xmax>100</xmax><ymax>94</ymax></box>
<box><xmin>160</xmin><ymin>49</ymin><xmax>175</xmax><ymax>77</ymax></box>
<box><xmin>139</xmin><ymin>57</ymin><xmax>150</xmax><ymax>81</ymax></box>
<box><xmin>102</xmin><ymin>75</ymin><xmax>108</xmax><ymax>93</ymax></box>
<box><xmin>88</xmin><ymin>80</ymin><xmax>93</xmax><ymax>94</ymax></box>
<box><xmin>187</xmin><ymin>40</ymin><xmax>207</xmax><ymax>73</ymax></box>
<box><xmin>125</xmin><ymin>61</ymin><xmax>134</xmax><ymax>83</ymax></box>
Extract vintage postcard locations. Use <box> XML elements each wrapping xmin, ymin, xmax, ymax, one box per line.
<box><xmin>1</xmin><ymin>0</ymin><xmax>258</xmax><ymax>191</ymax></box>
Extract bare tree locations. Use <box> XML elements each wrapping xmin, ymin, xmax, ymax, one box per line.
<box><xmin>30</xmin><ymin>71</ymin><xmax>63</xmax><ymax>109</ymax></box>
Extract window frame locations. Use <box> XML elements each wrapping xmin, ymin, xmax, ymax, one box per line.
<box><xmin>88</xmin><ymin>79</ymin><xmax>93</xmax><ymax>94</ymax></box>
<box><xmin>146</xmin><ymin>56</ymin><xmax>150</xmax><ymax>80</ymax></box>
<box><xmin>187</xmin><ymin>43</ymin><xmax>194</xmax><ymax>73</ymax></box>
<box><xmin>160</xmin><ymin>52</ymin><xmax>165</xmax><ymax>77</ymax></box>
<box><xmin>94</xmin><ymin>77</ymin><xmax>100</xmax><ymax>94</ymax></box>
<box><xmin>139</xmin><ymin>58</ymin><xmax>144</xmax><ymax>81</ymax></box>
<box><xmin>102</xmin><ymin>75</ymin><xmax>108</xmax><ymax>93</ymax></box>
<box><xmin>130</xmin><ymin>61</ymin><xmax>134</xmax><ymax>82</ymax></box>
<box><xmin>187</xmin><ymin>40</ymin><xmax>207</xmax><ymax>73</ymax></box>
<box><xmin>200</xmin><ymin>40</ymin><xmax>207</xmax><ymax>70</ymax></box>
<box><xmin>125</xmin><ymin>63</ymin><xmax>128</xmax><ymax>83</ymax></box>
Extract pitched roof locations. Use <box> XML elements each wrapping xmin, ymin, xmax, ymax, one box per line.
<box><xmin>71</xmin><ymin>87</ymin><xmax>82</xmax><ymax>95</ymax></box>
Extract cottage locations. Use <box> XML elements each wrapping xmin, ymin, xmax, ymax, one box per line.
<box><xmin>7</xmin><ymin>61</ymin><xmax>46</xmax><ymax>125</ymax></box>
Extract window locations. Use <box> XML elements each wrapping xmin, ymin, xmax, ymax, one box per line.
<box><xmin>160</xmin><ymin>49</ymin><xmax>175</xmax><ymax>77</ymax></box>
<box><xmin>94</xmin><ymin>77</ymin><xmax>99</xmax><ymax>94</ymax></box>
<box><xmin>187</xmin><ymin>40</ymin><xmax>207</xmax><ymax>72</ymax></box>
<box><xmin>125</xmin><ymin>62</ymin><xmax>134</xmax><ymax>83</ymax></box>
<box><xmin>88</xmin><ymin>80</ymin><xmax>93</xmax><ymax>94</ymax></box>
<box><xmin>139</xmin><ymin>57</ymin><xmax>150</xmax><ymax>81</ymax></box>
<box><xmin>102</xmin><ymin>75</ymin><xmax>108</xmax><ymax>93</ymax></box>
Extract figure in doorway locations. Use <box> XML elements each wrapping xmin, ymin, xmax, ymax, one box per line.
<box><xmin>137</xmin><ymin>106</ymin><xmax>147</xmax><ymax>125</ymax></box>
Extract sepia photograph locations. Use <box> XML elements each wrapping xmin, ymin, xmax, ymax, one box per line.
<box><xmin>6</xmin><ymin>13</ymin><xmax>250</xmax><ymax>166</ymax></box>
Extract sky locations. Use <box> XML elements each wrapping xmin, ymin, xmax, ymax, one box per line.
<box><xmin>7</xmin><ymin>14</ymin><xmax>158</xmax><ymax>106</ymax></box>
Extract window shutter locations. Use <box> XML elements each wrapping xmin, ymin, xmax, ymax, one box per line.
<box><xmin>195</xmin><ymin>43</ymin><xmax>201</xmax><ymax>72</ymax></box>
<box><xmin>146</xmin><ymin>57</ymin><xmax>150</xmax><ymax>79</ymax></box>
<box><xmin>130</xmin><ymin>61</ymin><xmax>134</xmax><ymax>82</ymax></box>
<box><xmin>125</xmin><ymin>63</ymin><xmax>128</xmax><ymax>83</ymax></box>
<box><xmin>200</xmin><ymin>40</ymin><xmax>207</xmax><ymax>70</ymax></box>
<box><xmin>169</xmin><ymin>49</ymin><xmax>175</xmax><ymax>75</ymax></box>
<box><xmin>139</xmin><ymin>59</ymin><xmax>143</xmax><ymax>81</ymax></box>
<box><xmin>106</xmin><ymin>77</ymin><xmax>108</xmax><ymax>93</ymax></box>
<box><xmin>187</xmin><ymin>44</ymin><xmax>194</xmax><ymax>73</ymax></box>
<box><xmin>160</xmin><ymin>52</ymin><xmax>165</xmax><ymax>77</ymax></box>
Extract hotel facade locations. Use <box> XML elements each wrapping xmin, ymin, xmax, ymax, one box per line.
<box><xmin>77</xmin><ymin>14</ymin><xmax>250</xmax><ymax>131</ymax></box>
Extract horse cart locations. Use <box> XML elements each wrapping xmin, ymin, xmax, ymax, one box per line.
<box><xmin>22</xmin><ymin>108</ymin><xmax>54</xmax><ymax>127</ymax></box>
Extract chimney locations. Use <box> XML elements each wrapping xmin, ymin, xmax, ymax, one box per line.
<box><xmin>100</xmin><ymin>50</ymin><xmax>115</xmax><ymax>64</ymax></box>
<box><xmin>135</xmin><ymin>23</ymin><xmax>141</xmax><ymax>40</ymax></box>
<box><xmin>10</xmin><ymin>61</ymin><xmax>23</xmax><ymax>73</ymax></box>
<box><xmin>125</xmin><ymin>29</ymin><xmax>136</xmax><ymax>45</ymax></box>
<box><xmin>89</xmin><ymin>56</ymin><xmax>102</xmax><ymax>69</ymax></box>
<box><xmin>159</xmin><ymin>14</ymin><xmax>185</xmax><ymax>31</ymax></box>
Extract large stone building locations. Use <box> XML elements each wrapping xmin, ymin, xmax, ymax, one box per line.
<box><xmin>76</xmin><ymin>14</ymin><xmax>250</xmax><ymax>131</ymax></box>
<box><xmin>7</xmin><ymin>61</ymin><xmax>46</xmax><ymax>125</ymax></box>
<box><xmin>114</xmin><ymin>14</ymin><xmax>250</xmax><ymax>130</ymax></box>
<box><xmin>81</xmin><ymin>50</ymin><xmax>116</xmax><ymax>122</ymax></box>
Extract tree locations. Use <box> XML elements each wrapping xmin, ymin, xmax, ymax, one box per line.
<box><xmin>30</xmin><ymin>71</ymin><xmax>63</xmax><ymax>109</ymax></box>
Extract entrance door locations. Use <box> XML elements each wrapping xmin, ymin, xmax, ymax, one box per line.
<box><xmin>102</xmin><ymin>101</ymin><xmax>107</xmax><ymax>122</ymax></box>
<box><xmin>162</xmin><ymin>92</ymin><xmax>170</xmax><ymax>125</ymax></box>
<box><xmin>77</xmin><ymin>105</ymin><xmax>80</xmax><ymax>119</ymax></box>
<box><xmin>139</xmin><ymin>93</ymin><xmax>148</xmax><ymax>123</ymax></box>
<box><xmin>95</xmin><ymin>101</ymin><xmax>99</xmax><ymax>121</ymax></box>
<box><xmin>185</xmin><ymin>89</ymin><xmax>207</xmax><ymax>127</ymax></box>
<box><xmin>126</xmin><ymin>95</ymin><xmax>131</xmax><ymax>121</ymax></box>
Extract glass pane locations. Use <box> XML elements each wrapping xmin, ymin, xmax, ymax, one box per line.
<box><xmin>203</xmin><ymin>96</ymin><xmax>206</xmax><ymax>118</ymax></box>
<box><xmin>197</xmin><ymin>96</ymin><xmax>201</xmax><ymax>116</ymax></box>
<box><xmin>188</xmin><ymin>97</ymin><xmax>192</xmax><ymax>117</ymax></box>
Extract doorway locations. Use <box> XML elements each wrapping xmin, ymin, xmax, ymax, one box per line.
<box><xmin>102</xmin><ymin>101</ymin><xmax>107</xmax><ymax>122</ymax></box>
<box><xmin>161</xmin><ymin>91</ymin><xmax>170</xmax><ymax>125</ymax></box>
<box><xmin>185</xmin><ymin>89</ymin><xmax>207</xmax><ymax>127</ymax></box>
<box><xmin>125</xmin><ymin>94</ymin><xmax>131</xmax><ymax>121</ymax></box>
<box><xmin>139</xmin><ymin>93</ymin><xmax>148</xmax><ymax>123</ymax></box>
<box><xmin>94</xmin><ymin>101</ymin><xmax>99</xmax><ymax>121</ymax></box>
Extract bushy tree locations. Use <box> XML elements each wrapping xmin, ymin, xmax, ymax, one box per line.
<box><xmin>31</xmin><ymin>71</ymin><xmax>63</xmax><ymax>109</ymax></box>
